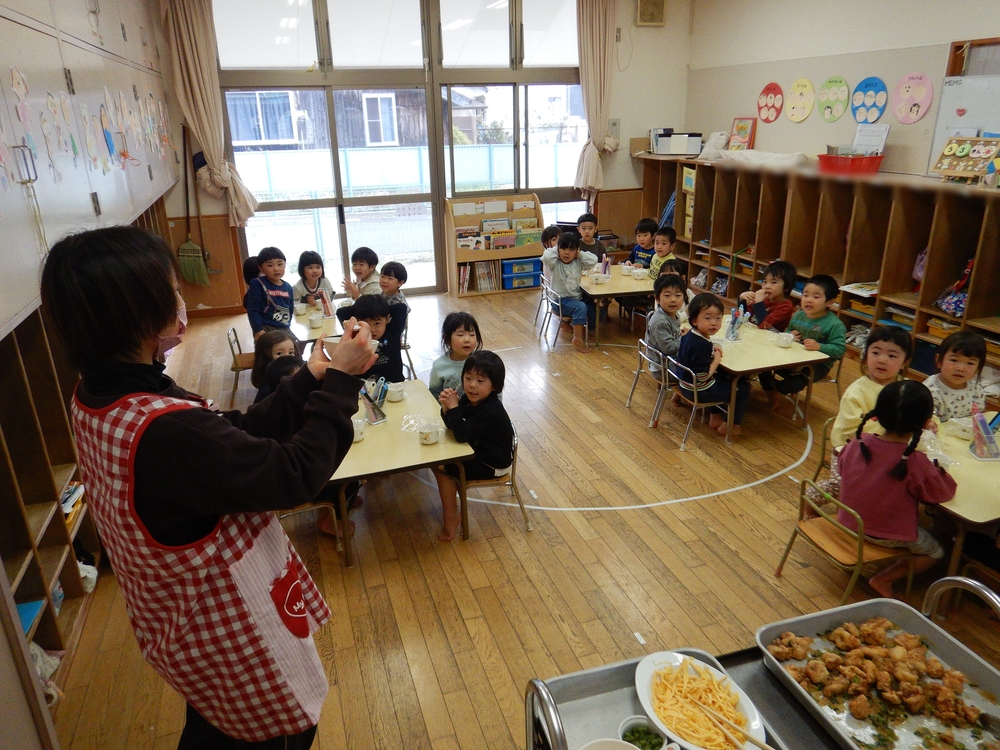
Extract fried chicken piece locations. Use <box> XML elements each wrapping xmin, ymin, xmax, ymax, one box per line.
<box><xmin>849</xmin><ymin>694</ymin><xmax>871</xmax><ymax>720</ymax></box>
<box><xmin>843</xmin><ymin>622</ymin><xmax>860</xmax><ymax>637</ymax></box>
<box><xmin>942</xmin><ymin>669</ymin><xmax>966</xmax><ymax>694</ymax></box>
<box><xmin>799</xmin><ymin>678</ymin><xmax>812</xmax><ymax>692</ymax></box>
<box><xmin>907</xmin><ymin>646</ymin><xmax>927</xmax><ymax>662</ymax></box>
<box><xmin>768</xmin><ymin>632</ymin><xmax>812</xmax><ymax>661</ymax></box>
<box><xmin>861</xmin><ymin>659</ymin><xmax>878</xmax><ymax>684</ymax></box>
<box><xmin>805</xmin><ymin>660</ymin><xmax>829</xmax><ymax>685</ymax></box>
<box><xmin>901</xmin><ymin>683</ymin><xmax>926</xmax><ymax>713</ymax></box>
<box><xmin>933</xmin><ymin>685</ymin><xmax>957</xmax><ymax>713</ymax></box>
<box><xmin>877</xmin><ymin>670</ymin><xmax>894</xmax><ymax>693</ymax></box>
<box><xmin>830</xmin><ymin>627</ymin><xmax>861</xmax><ymax>651</ymax></box>
<box><xmin>881</xmin><ymin>688</ymin><xmax>902</xmax><ymax>705</ymax></box>
<box><xmin>823</xmin><ymin>677</ymin><xmax>850</xmax><ymax>698</ymax></box>
<box><xmin>845</xmin><ymin>649</ymin><xmax>866</xmax><ymax>668</ymax></box>
<box><xmin>790</xmin><ymin>641</ymin><xmax>810</xmax><ymax>661</ymax></box>
<box><xmin>821</xmin><ymin>652</ymin><xmax>843</xmax><ymax>670</ymax></box>
<box><xmin>860</xmin><ymin>646</ymin><xmax>889</xmax><ymax>659</ymax></box>
<box><xmin>926</xmin><ymin>657</ymin><xmax>945</xmax><ymax>679</ymax></box>
<box><xmin>863</xmin><ymin>616</ymin><xmax>893</xmax><ymax>630</ymax></box>
<box><xmin>894</xmin><ymin>662</ymin><xmax>919</xmax><ymax>685</ymax></box>
<box><xmin>767</xmin><ymin>644</ymin><xmax>792</xmax><ymax>661</ymax></box>
<box><xmin>889</xmin><ymin>645</ymin><xmax>908</xmax><ymax>661</ymax></box>
<box><xmin>859</xmin><ymin>621</ymin><xmax>887</xmax><ymax>646</ymax></box>
<box><xmin>893</xmin><ymin>632</ymin><xmax>922</xmax><ymax>650</ymax></box>
<box><xmin>785</xmin><ymin>665</ymin><xmax>804</xmax><ymax>681</ymax></box>
<box><xmin>960</xmin><ymin>703</ymin><xmax>981</xmax><ymax>724</ymax></box>
<box><xmin>939</xmin><ymin>731</ymin><xmax>955</xmax><ymax>744</ymax></box>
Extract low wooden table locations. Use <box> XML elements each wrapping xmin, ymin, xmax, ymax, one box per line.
<box><xmin>711</xmin><ymin>325</ymin><xmax>830</xmax><ymax>443</ymax></box>
<box><xmin>328</xmin><ymin>380</ymin><xmax>475</xmax><ymax>566</ymax></box>
<box><xmin>579</xmin><ymin>266</ymin><xmax>655</xmax><ymax>346</ymax></box>
<box><xmin>291</xmin><ymin>308</ymin><xmax>340</xmax><ymax>343</ymax></box>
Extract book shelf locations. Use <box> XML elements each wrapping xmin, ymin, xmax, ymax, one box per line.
<box><xmin>0</xmin><ymin>309</ymin><xmax>99</xmax><ymax>747</ymax></box>
<box><xmin>444</xmin><ymin>193</ymin><xmax>546</xmax><ymax>297</ymax></box>
<box><xmin>635</xmin><ymin>154</ymin><xmax>1000</xmax><ymax>408</ymax></box>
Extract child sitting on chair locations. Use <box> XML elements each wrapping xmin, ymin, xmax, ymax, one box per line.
<box><xmin>432</xmin><ymin>351</ymin><xmax>513</xmax><ymax>542</ymax></box>
<box><xmin>251</xmin><ymin>329</ymin><xmax>299</xmax><ymax>402</ymax></box>
<box><xmin>342</xmin><ymin>247</ymin><xmax>381</xmax><ymax>299</ymax></box>
<box><xmin>541</xmin><ymin>225</ymin><xmax>562</xmax><ymax>249</ymax></box>
<box><xmin>646</xmin><ymin>274</ymin><xmax>686</xmax><ymax>374</ymax></box>
<box><xmin>245</xmin><ymin>246</ymin><xmax>295</xmax><ymax>342</ymax></box>
<box><xmin>336</xmin><ymin>294</ymin><xmax>408</xmax><ymax>382</ymax></box>
<box><xmin>738</xmin><ymin>260</ymin><xmax>796</xmax><ymax>332</ymax></box>
<box><xmin>541</xmin><ymin>233</ymin><xmax>598</xmax><ymax>353</ymax></box>
<box><xmin>923</xmin><ymin>330</ymin><xmax>987</xmax><ymax>422</ymax></box>
<box><xmin>429</xmin><ymin>312</ymin><xmax>483</xmax><ymax>399</ymax></box>
<box><xmin>623</xmin><ymin>218</ymin><xmax>658</xmax><ymax>267</ymax></box>
<box><xmin>379</xmin><ymin>261</ymin><xmax>409</xmax><ymax>308</ymax></box>
<box><xmin>293</xmin><ymin>250</ymin><xmax>335</xmax><ymax>307</ymax></box>
<box><xmin>647</xmin><ymin>226</ymin><xmax>677</xmax><ymax>278</ymax></box>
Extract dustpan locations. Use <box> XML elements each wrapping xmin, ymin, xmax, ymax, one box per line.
<box><xmin>177</xmin><ymin>125</ymin><xmax>210</xmax><ymax>287</ymax></box>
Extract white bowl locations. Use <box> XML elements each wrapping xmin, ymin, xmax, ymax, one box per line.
<box><xmin>631</xmin><ymin>269</ymin><xmax>648</xmax><ymax>280</ymax></box>
<box><xmin>580</xmin><ymin>741</ymin><xmax>638</xmax><ymax>750</ymax></box>
<box><xmin>619</xmin><ymin>715</ymin><xmax>668</xmax><ymax>748</ymax></box>
<box><xmin>776</xmin><ymin>332</ymin><xmax>794</xmax><ymax>348</ymax></box>
<box><xmin>594</xmin><ymin>274</ymin><xmax>610</xmax><ymax>285</ymax></box>
<box><xmin>323</xmin><ymin>336</ymin><xmax>342</xmax><ymax>358</ymax></box>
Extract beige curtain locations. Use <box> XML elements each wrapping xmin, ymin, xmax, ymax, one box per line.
<box><xmin>159</xmin><ymin>0</ymin><xmax>258</xmax><ymax>226</ymax></box>
<box><xmin>573</xmin><ymin>0</ymin><xmax>619</xmax><ymax>204</ymax></box>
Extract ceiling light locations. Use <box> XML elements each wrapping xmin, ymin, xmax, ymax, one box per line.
<box><xmin>442</xmin><ymin>18</ymin><xmax>473</xmax><ymax>31</ymax></box>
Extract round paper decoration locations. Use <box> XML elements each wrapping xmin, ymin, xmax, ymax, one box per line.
<box><xmin>757</xmin><ymin>82</ymin><xmax>783</xmax><ymax>124</ymax></box>
<box><xmin>786</xmin><ymin>79</ymin><xmax>815</xmax><ymax>122</ymax></box>
<box><xmin>851</xmin><ymin>77</ymin><xmax>888</xmax><ymax>124</ymax></box>
<box><xmin>892</xmin><ymin>72</ymin><xmax>933</xmax><ymax>124</ymax></box>
<box><xmin>817</xmin><ymin>76</ymin><xmax>850</xmax><ymax>122</ymax></box>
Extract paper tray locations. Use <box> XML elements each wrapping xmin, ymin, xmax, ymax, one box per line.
<box><xmin>755</xmin><ymin>598</ymin><xmax>1000</xmax><ymax>750</ymax></box>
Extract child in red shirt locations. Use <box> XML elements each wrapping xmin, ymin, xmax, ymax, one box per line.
<box><xmin>837</xmin><ymin>380</ymin><xmax>957</xmax><ymax>598</ymax></box>
<box><xmin>739</xmin><ymin>259</ymin><xmax>796</xmax><ymax>332</ymax></box>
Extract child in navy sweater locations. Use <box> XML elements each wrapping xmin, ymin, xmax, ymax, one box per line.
<box><xmin>245</xmin><ymin>246</ymin><xmax>295</xmax><ymax>342</ymax></box>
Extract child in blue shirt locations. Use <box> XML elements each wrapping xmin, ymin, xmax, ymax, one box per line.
<box><xmin>245</xmin><ymin>246</ymin><xmax>295</xmax><ymax>342</ymax></box>
<box><xmin>624</xmin><ymin>218</ymin><xmax>658</xmax><ymax>268</ymax></box>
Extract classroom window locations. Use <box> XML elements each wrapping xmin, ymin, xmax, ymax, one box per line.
<box><xmin>343</xmin><ymin>203</ymin><xmax>436</xmax><ymax>289</ymax></box>
<box><xmin>244</xmin><ymin>208</ymin><xmax>345</xmax><ymax>291</ymax></box>
<box><xmin>522</xmin><ymin>0</ymin><xmax>578</xmax><ymax>67</ymax></box>
<box><xmin>325</xmin><ymin>0</ymin><xmax>424</xmax><ymax>68</ymax></box>
<box><xmin>447</xmin><ymin>84</ymin><xmax>515</xmax><ymax>193</ymax></box>
<box><xmin>439</xmin><ymin>0</ymin><xmax>510</xmax><ymax>68</ymax></box>
<box><xmin>524</xmin><ymin>83</ymin><xmax>584</xmax><ymax>189</ymax></box>
<box><xmin>213</xmin><ymin>0</ymin><xmax>318</xmax><ymax>70</ymax></box>
<box><xmin>363</xmin><ymin>94</ymin><xmax>399</xmax><ymax>146</ymax></box>
<box><xmin>542</xmin><ymin>200</ymin><xmax>588</xmax><ymax>225</ymax></box>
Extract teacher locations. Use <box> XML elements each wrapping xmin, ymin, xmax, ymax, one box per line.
<box><xmin>40</xmin><ymin>227</ymin><xmax>376</xmax><ymax>749</ymax></box>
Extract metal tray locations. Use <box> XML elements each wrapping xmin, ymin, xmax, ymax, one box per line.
<box><xmin>755</xmin><ymin>598</ymin><xmax>1000</xmax><ymax>750</ymax></box>
<box><xmin>526</xmin><ymin>648</ymin><xmax>791</xmax><ymax>750</ymax></box>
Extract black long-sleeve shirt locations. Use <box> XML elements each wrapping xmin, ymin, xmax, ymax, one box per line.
<box><xmin>337</xmin><ymin>302</ymin><xmax>408</xmax><ymax>382</ymax></box>
<box><xmin>77</xmin><ymin>361</ymin><xmax>360</xmax><ymax>546</ymax></box>
<box><xmin>441</xmin><ymin>392</ymin><xmax>513</xmax><ymax>470</ymax></box>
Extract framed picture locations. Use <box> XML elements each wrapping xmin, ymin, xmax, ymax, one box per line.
<box><xmin>728</xmin><ymin>117</ymin><xmax>757</xmax><ymax>150</ymax></box>
<box><xmin>636</xmin><ymin>0</ymin><xmax>665</xmax><ymax>26</ymax></box>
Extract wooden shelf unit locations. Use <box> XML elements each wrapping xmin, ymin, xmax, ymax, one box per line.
<box><xmin>445</xmin><ymin>193</ymin><xmax>545</xmax><ymax>297</ymax></box>
<box><xmin>0</xmin><ymin>309</ymin><xmax>99</xmax><ymax>744</ymax></box>
<box><xmin>635</xmin><ymin>156</ymin><xmax>1000</xmax><ymax>404</ymax></box>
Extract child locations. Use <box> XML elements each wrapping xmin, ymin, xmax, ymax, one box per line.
<box><xmin>837</xmin><ymin>380</ymin><xmax>956</xmax><ymax>598</ymax></box>
<box><xmin>432</xmin><ymin>351</ymin><xmax>513</xmax><ymax>542</ymax></box>
<box><xmin>624</xmin><ymin>218</ymin><xmax>658</xmax><ymax>268</ymax></box>
<box><xmin>245</xmin><ymin>246</ymin><xmax>295</xmax><ymax>341</ymax></box>
<box><xmin>342</xmin><ymin>247</ymin><xmax>381</xmax><ymax>299</ymax></box>
<box><xmin>646</xmin><ymin>274</ymin><xmax>685</xmax><ymax>373</ymax></box>
<box><xmin>577</xmin><ymin>212</ymin><xmax>606</xmax><ymax>263</ymax></box>
<box><xmin>672</xmin><ymin>293</ymin><xmax>751</xmax><ymax>437</ymax></box>
<box><xmin>336</xmin><ymin>293</ymin><xmax>408</xmax><ymax>382</ymax></box>
<box><xmin>648</xmin><ymin>226</ymin><xmax>677</xmax><ymax>278</ymax></box>
<box><xmin>738</xmin><ymin>260</ymin><xmax>796</xmax><ymax>332</ymax></box>
<box><xmin>759</xmin><ymin>274</ymin><xmax>846</xmax><ymax>408</ymax></box>
<box><xmin>293</xmin><ymin>250</ymin><xmax>335</xmax><ymax>306</ymax></box>
<box><xmin>923</xmin><ymin>330</ymin><xmax>987</xmax><ymax>421</ymax></box>
<box><xmin>429</xmin><ymin>312</ymin><xmax>483</xmax><ymax>399</ymax></box>
<box><xmin>256</xmin><ymin>354</ymin><xmax>305</xmax><ymax>404</ymax></box>
<box><xmin>660</xmin><ymin>257</ymin><xmax>693</xmax><ymax>327</ymax></box>
<box><xmin>541</xmin><ymin>225</ymin><xmax>562</xmax><ymax>249</ymax></box>
<box><xmin>251</xmin><ymin>328</ymin><xmax>298</xmax><ymax>391</ymax></box>
<box><xmin>242</xmin><ymin>256</ymin><xmax>261</xmax><ymax>287</ymax></box>
<box><xmin>379</xmin><ymin>261</ymin><xmax>409</xmax><ymax>308</ymax></box>
<box><xmin>40</xmin><ymin>226</ymin><xmax>376</xmax><ymax>747</ymax></box>
<box><xmin>541</xmin><ymin>233</ymin><xmax>598</xmax><ymax>353</ymax></box>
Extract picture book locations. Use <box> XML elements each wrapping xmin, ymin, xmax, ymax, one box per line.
<box><xmin>512</xmin><ymin>199</ymin><xmax>534</xmax><ymax>210</ymax></box>
<box><xmin>455</xmin><ymin>225</ymin><xmax>480</xmax><ymax>239</ymax></box>
<box><xmin>515</xmin><ymin>229</ymin><xmax>542</xmax><ymax>246</ymax></box>
<box><xmin>482</xmin><ymin>218</ymin><xmax>511</xmax><ymax>233</ymax></box>
<box><xmin>458</xmin><ymin>236</ymin><xmax>487</xmax><ymax>251</ymax></box>
<box><xmin>490</xmin><ymin>229</ymin><xmax>516</xmax><ymax>249</ymax></box>
<box><xmin>512</xmin><ymin>217</ymin><xmax>538</xmax><ymax>230</ymax></box>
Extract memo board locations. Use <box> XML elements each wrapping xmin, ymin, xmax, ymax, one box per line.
<box><xmin>930</xmin><ymin>137</ymin><xmax>1000</xmax><ymax>178</ymax></box>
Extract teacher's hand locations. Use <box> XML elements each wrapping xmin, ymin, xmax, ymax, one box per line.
<box><xmin>307</xmin><ymin>317</ymin><xmax>377</xmax><ymax>379</ymax></box>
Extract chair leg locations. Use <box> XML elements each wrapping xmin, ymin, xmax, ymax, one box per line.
<box><xmin>625</xmin><ymin>359</ymin><xmax>642</xmax><ymax>408</ymax></box>
<box><xmin>550</xmin><ymin>316</ymin><xmax>561</xmax><ymax>347</ymax></box>
<box><xmin>404</xmin><ymin>347</ymin><xmax>416</xmax><ymax>381</ymax></box>
<box><xmin>842</xmin><ymin>562</ymin><xmax>864</xmax><ymax>605</ymax></box>
<box><xmin>775</xmin><ymin>528</ymin><xmax>798</xmax><ymax>577</ymax></box>
<box><xmin>680</xmin><ymin>404</ymin><xmax>699</xmax><ymax>451</ymax></box>
<box><xmin>511</xmin><ymin>481</ymin><xmax>533</xmax><ymax>531</ymax></box>
<box><xmin>230</xmin><ymin>371</ymin><xmax>240</xmax><ymax>407</ymax></box>
<box><xmin>904</xmin><ymin>557</ymin><xmax>914</xmax><ymax>600</ymax></box>
<box><xmin>533</xmin><ymin>293</ymin><xmax>544</xmax><ymax>326</ymax></box>
<box><xmin>650</xmin><ymin>384</ymin><xmax>669</xmax><ymax>428</ymax></box>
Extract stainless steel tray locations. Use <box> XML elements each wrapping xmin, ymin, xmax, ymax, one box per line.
<box><xmin>526</xmin><ymin>648</ymin><xmax>792</xmax><ymax>750</ymax></box>
<box><xmin>755</xmin><ymin>598</ymin><xmax>1000</xmax><ymax>750</ymax></box>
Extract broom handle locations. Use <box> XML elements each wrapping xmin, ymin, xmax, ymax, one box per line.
<box><xmin>193</xmin><ymin>146</ymin><xmax>206</xmax><ymax>252</ymax></box>
<box><xmin>182</xmin><ymin>125</ymin><xmax>192</xmax><ymax>240</ymax></box>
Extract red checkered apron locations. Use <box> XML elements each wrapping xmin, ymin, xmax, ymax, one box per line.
<box><xmin>72</xmin><ymin>392</ymin><xmax>331</xmax><ymax>741</ymax></box>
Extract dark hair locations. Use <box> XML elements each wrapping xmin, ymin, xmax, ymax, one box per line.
<box><xmin>557</xmin><ymin>233</ymin><xmax>581</xmax><ymax>250</ymax></box>
<box><xmin>257</xmin><ymin>246</ymin><xmax>286</xmax><ymax>265</ymax></box>
<box><xmin>346</xmin><ymin>293</ymin><xmax>390</xmax><ymax>322</ymax></box>
<box><xmin>462</xmin><ymin>350</ymin><xmax>505</xmax><ymax>394</ymax></box>
<box><xmin>41</xmin><ymin>227</ymin><xmax>180</xmax><ymax>377</ymax></box>
<box><xmin>855</xmin><ymin>380</ymin><xmax>933</xmax><ymax>479</ymax></box>
<box><xmin>380</xmin><ymin>261</ymin><xmax>407</xmax><ymax>284</ymax></box>
<box><xmin>660</xmin><ymin>258</ymin><xmax>687</xmax><ymax>279</ymax></box>
<box><xmin>252</xmin><ymin>328</ymin><xmax>298</xmax><ymax>387</ymax></box>
<box><xmin>297</xmin><ymin>250</ymin><xmax>324</xmax><ymax>279</ymax></box>
<box><xmin>351</xmin><ymin>246</ymin><xmax>378</xmax><ymax>267</ymax></box>
<box><xmin>687</xmin><ymin>292</ymin><xmax>724</xmax><ymax>323</ymax></box>
<box><xmin>654</xmin><ymin>226</ymin><xmax>677</xmax><ymax>244</ymax></box>
<box><xmin>861</xmin><ymin>325</ymin><xmax>913</xmax><ymax>376</ymax></box>
<box><xmin>242</xmin><ymin>257</ymin><xmax>261</xmax><ymax>286</ymax></box>
<box><xmin>264</xmin><ymin>354</ymin><xmax>304</xmax><ymax>393</ymax></box>
<box><xmin>577</xmin><ymin>213</ymin><xmax>598</xmax><ymax>226</ymax></box>
<box><xmin>804</xmin><ymin>273</ymin><xmax>839</xmax><ymax>302</ymax></box>
<box><xmin>541</xmin><ymin>225</ymin><xmax>562</xmax><ymax>245</ymax></box>
<box><xmin>654</xmin><ymin>274</ymin><xmax>687</xmax><ymax>299</ymax></box>
<box><xmin>635</xmin><ymin>218</ymin><xmax>658</xmax><ymax>236</ymax></box>
<box><xmin>763</xmin><ymin>260</ymin><xmax>796</xmax><ymax>297</ymax></box>
<box><xmin>937</xmin><ymin>330</ymin><xmax>987</xmax><ymax>375</ymax></box>
<box><xmin>441</xmin><ymin>311</ymin><xmax>483</xmax><ymax>353</ymax></box>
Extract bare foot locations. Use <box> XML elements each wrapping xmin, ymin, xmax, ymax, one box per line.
<box><xmin>766</xmin><ymin>390</ymin><xmax>781</xmax><ymax>411</ymax></box>
<box><xmin>671</xmin><ymin>393</ymin><xmax>682</xmax><ymax>407</ymax></box>
<box><xmin>708</xmin><ymin>413</ymin><xmax>724</xmax><ymax>430</ymax></box>
<box><xmin>438</xmin><ymin>515</ymin><xmax>462</xmax><ymax>542</ymax></box>
<box><xmin>317</xmin><ymin>515</ymin><xmax>355</xmax><ymax>538</ymax></box>
<box><xmin>572</xmin><ymin>337</ymin><xmax>590</xmax><ymax>353</ymax></box>
<box><xmin>868</xmin><ymin>575</ymin><xmax>895</xmax><ymax>599</ymax></box>
<box><xmin>718</xmin><ymin>423</ymin><xmax>740</xmax><ymax>437</ymax></box>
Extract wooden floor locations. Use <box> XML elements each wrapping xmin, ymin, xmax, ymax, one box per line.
<box><xmin>52</xmin><ymin>290</ymin><xmax>997</xmax><ymax>750</ymax></box>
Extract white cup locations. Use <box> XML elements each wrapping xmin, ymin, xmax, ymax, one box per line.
<box><xmin>777</xmin><ymin>332</ymin><xmax>794</xmax><ymax>348</ymax></box>
<box><xmin>594</xmin><ymin>274</ymin><xmax>609</xmax><ymax>285</ymax></box>
<box><xmin>620</xmin><ymin>265</ymin><xmax>633</xmax><ymax>276</ymax></box>
<box><xmin>294</xmin><ymin>302</ymin><xmax>308</xmax><ymax>315</ymax></box>
<box><xmin>631</xmin><ymin>268</ymin><xmax>648</xmax><ymax>280</ymax></box>
<box><xmin>418</xmin><ymin>420</ymin><xmax>445</xmax><ymax>445</ymax></box>
<box><xmin>308</xmin><ymin>313</ymin><xmax>323</xmax><ymax>329</ymax></box>
<box><xmin>352</xmin><ymin>416</ymin><xmax>365</xmax><ymax>442</ymax></box>
<box><xmin>386</xmin><ymin>382</ymin><xmax>405</xmax><ymax>402</ymax></box>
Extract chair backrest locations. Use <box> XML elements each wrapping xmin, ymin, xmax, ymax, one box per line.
<box><xmin>541</xmin><ymin>279</ymin><xmax>561</xmax><ymax>310</ymax></box>
<box><xmin>799</xmin><ymin>478</ymin><xmax>868</xmax><ymax>560</ymax></box>
<box><xmin>227</xmin><ymin>327</ymin><xmax>243</xmax><ymax>364</ymax></box>
<box><xmin>665</xmin><ymin>355</ymin><xmax>697</xmax><ymax>392</ymax></box>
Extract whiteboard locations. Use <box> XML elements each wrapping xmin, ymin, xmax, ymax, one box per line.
<box><xmin>928</xmin><ymin>76</ymin><xmax>1000</xmax><ymax>172</ymax></box>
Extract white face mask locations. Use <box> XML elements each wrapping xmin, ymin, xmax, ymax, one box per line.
<box><xmin>156</xmin><ymin>296</ymin><xmax>187</xmax><ymax>357</ymax></box>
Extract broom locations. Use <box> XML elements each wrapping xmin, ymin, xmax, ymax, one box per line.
<box><xmin>177</xmin><ymin>124</ymin><xmax>210</xmax><ymax>286</ymax></box>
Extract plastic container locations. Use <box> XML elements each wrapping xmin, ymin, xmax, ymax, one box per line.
<box><xmin>501</xmin><ymin>257</ymin><xmax>543</xmax><ymax>275</ymax></box>
<box><xmin>816</xmin><ymin>154</ymin><xmax>885</xmax><ymax>175</ymax></box>
<box><xmin>502</xmin><ymin>271</ymin><xmax>541</xmax><ymax>290</ymax></box>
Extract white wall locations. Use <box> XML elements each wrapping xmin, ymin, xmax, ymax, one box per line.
<box><xmin>601</xmin><ymin>0</ymin><xmax>691</xmax><ymax>189</ymax></box>
<box><xmin>689</xmin><ymin>0</ymin><xmax>1000</xmax><ymax>70</ymax></box>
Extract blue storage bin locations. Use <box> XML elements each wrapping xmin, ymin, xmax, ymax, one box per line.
<box><xmin>501</xmin><ymin>257</ymin><xmax>543</xmax><ymax>275</ymax></box>
<box><xmin>502</xmin><ymin>271</ymin><xmax>541</xmax><ymax>290</ymax></box>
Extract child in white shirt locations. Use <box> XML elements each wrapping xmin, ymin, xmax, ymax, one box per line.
<box><xmin>923</xmin><ymin>331</ymin><xmax>987</xmax><ymax>421</ymax></box>
<box><xmin>541</xmin><ymin>234</ymin><xmax>597</xmax><ymax>353</ymax></box>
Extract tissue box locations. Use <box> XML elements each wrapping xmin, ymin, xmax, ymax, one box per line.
<box><xmin>670</xmin><ymin>133</ymin><xmax>703</xmax><ymax>155</ymax></box>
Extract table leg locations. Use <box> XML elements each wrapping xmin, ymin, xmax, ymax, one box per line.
<box><xmin>458</xmin><ymin>461</ymin><xmax>469</xmax><ymax>541</ymax></box>
<box><xmin>800</xmin><ymin>368</ymin><xmax>815</xmax><ymax>427</ymax></box>
<box><xmin>726</xmin><ymin>378</ymin><xmax>737</xmax><ymax>444</ymax></box>
<box><xmin>939</xmin><ymin>523</ymin><xmax>968</xmax><ymax>615</ymax></box>
<box><xmin>340</xmin><ymin>483</ymin><xmax>353</xmax><ymax>567</ymax></box>
<box><xmin>594</xmin><ymin>301</ymin><xmax>601</xmax><ymax>347</ymax></box>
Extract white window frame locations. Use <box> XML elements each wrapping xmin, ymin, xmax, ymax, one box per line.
<box><xmin>362</xmin><ymin>93</ymin><xmax>399</xmax><ymax>146</ymax></box>
<box><xmin>231</xmin><ymin>91</ymin><xmax>299</xmax><ymax>147</ymax></box>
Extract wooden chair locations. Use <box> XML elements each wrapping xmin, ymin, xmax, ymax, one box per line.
<box><xmin>665</xmin><ymin>356</ymin><xmax>729</xmax><ymax>451</ymax></box>
<box><xmin>533</xmin><ymin>274</ymin><xmax>547</xmax><ymax>327</ymax></box>
<box><xmin>537</xmin><ymin>277</ymin><xmax>587</xmax><ymax>348</ymax></box>
<box><xmin>775</xmin><ymin>479</ymin><xmax>914</xmax><ymax>605</ymax></box>
<box><xmin>625</xmin><ymin>311</ymin><xmax>672</xmax><ymax>428</ymax></box>
<box><xmin>227</xmin><ymin>327</ymin><xmax>255</xmax><ymax>407</ymax></box>
<box><xmin>790</xmin><ymin>357</ymin><xmax>844</xmax><ymax>419</ymax></box>
<box><xmin>465</xmin><ymin>428</ymin><xmax>532</xmax><ymax>532</ymax></box>
<box><xmin>813</xmin><ymin>417</ymin><xmax>836</xmax><ymax>482</ymax></box>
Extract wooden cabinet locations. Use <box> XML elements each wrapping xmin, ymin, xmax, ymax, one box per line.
<box><xmin>51</xmin><ymin>0</ymin><xmax>128</xmax><ymax>58</ymax></box>
<box><xmin>119</xmin><ymin>0</ymin><xmax>160</xmax><ymax>71</ymax></box>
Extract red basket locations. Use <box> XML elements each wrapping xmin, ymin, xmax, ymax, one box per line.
<box><xmin>817</xmin><ymin>154</ymin><xmax>885</xmax><ymax>175</ymax></box>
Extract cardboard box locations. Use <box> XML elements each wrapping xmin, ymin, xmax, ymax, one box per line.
<box><xmin>670</xmin><ymin>133</ymin><xmax>703</xmax><ymax>155</ymax></box>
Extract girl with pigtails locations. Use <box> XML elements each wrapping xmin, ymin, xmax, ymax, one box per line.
<box><xmin>835</xmin><ymin>380</ymin><xmax>957</xmax><ymax>598</ymax></box>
